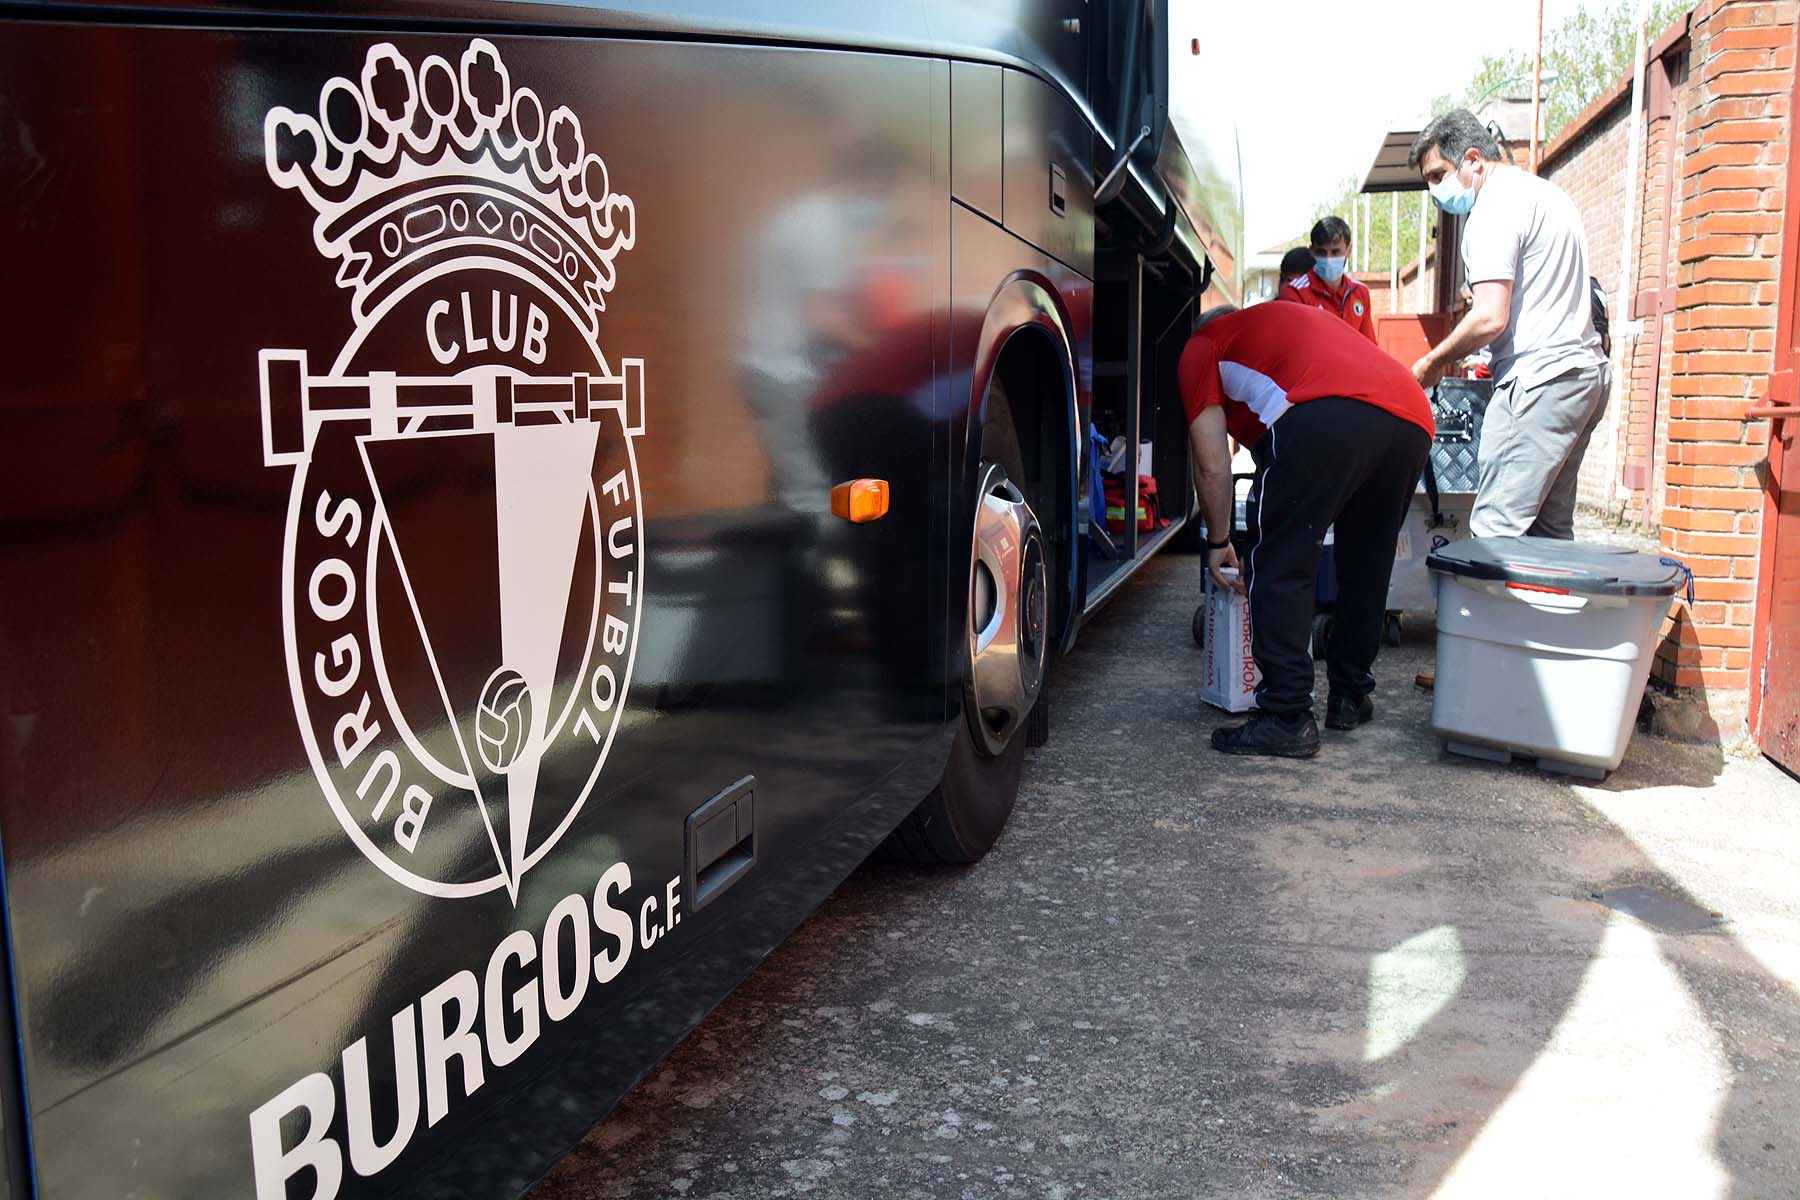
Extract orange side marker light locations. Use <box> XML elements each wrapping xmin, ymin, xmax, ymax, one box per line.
<box><xmin>830</xmin><ymin>478</ymin><xmax>890</xmax><ymax>523</ymax></box>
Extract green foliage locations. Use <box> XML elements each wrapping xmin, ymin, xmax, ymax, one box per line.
<box><xmin>1426</xmin><ymin>0</ymin><xmax>1692</xmax><ymax>133</ymax></box>
<box><xmin>1312</xmin><ymin>1</ymin><xmax>1692</xmax><ymax>285</ymax></box>
<box><xmin>1540</xmin><ymin>0</ymin><xmax>1691</xmax><ymax>136</ymax></box>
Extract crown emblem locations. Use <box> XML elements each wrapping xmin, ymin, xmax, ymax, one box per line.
<box><xmin>264</xmin><ymin>39</ymin><xmax>635</xmax><ymax>338</ymax></box>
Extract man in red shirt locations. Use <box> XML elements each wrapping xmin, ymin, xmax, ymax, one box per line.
<box><xmin>1277</xmin><ymin>216</ymin><xmax>1377</xmax><ymax>342</ymax></box>
<box><xmin>1182</xmin><ymin>302</ymin><xmax>1433</xmax><ymax>757</ymax></box>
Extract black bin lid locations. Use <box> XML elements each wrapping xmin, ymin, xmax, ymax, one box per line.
<box><xmin>1427</xmin><ymin>536</ymin><xmax>1686</xmax><ymax>598</ymax></box>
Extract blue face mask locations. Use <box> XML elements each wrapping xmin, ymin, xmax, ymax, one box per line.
<box><xmin>1312</xmin><ymin>254</ymin><xmax>1348</xmax><ymax>284</ymax></box>
<box><xmin>1430</xmin><ymin>170</ymin><xmax>1477</xmax><ymax>216</ymax></box>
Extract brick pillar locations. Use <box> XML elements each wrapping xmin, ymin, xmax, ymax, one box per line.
<box><xmin>1658</xmin><ymin>0</ymin><xmax>1795</xmax><ymax>724</ymax></box>
<box><xmin>1625</xmin><ymin>68</ymin><xmax>1682</xmax><ymax>525</ymax></box>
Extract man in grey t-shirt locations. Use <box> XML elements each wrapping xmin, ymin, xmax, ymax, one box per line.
<box><xmin>1408</xmin><ymin>109</ymin><xmax>1608</xmax><ymax>539</ymax></box>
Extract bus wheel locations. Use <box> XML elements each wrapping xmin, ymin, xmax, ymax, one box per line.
<box><xmin>881</xmin><ymin>395</ymin><xmax>1046</xmax><ymax>863</ymax></box>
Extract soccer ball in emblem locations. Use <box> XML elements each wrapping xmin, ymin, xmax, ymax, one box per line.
<box><xmin>476</xmin><ymin>668</ymin><xmax>534</xmax><ymax>774</ymax></box>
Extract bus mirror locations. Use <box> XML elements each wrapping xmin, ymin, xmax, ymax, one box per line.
<box><xmin>1096</xmin><ymin>0</ymin><xmax>1169</xmax><ymax>207</ymax></box>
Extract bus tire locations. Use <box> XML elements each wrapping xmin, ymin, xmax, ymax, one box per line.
<box><xmin>1025</xmin><ymin>674</ymin><xmax>1050</xmax><ymax>748</ymax></box>
<box><xmin>880</xmin><ymin>390</ymin><xmax>1044</xmax><ymax>863</ymax></box>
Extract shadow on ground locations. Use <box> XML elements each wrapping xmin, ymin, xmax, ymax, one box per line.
<box><xmin>530</xmin><ymin>553</ymin><xmax>1800</xmax><ymax>1200</ymax></box>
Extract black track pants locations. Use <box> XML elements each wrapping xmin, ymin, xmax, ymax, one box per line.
<box><xmin>1247</xmin><ymin>397</ymin><xmax>1432</xmax><ymax>717</ymax></box>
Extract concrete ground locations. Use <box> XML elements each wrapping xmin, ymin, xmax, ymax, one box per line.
<box><xmin>531</xmin><ymin>552</ymin><xmax>1800</xmax><ymax>1200</ymax></box>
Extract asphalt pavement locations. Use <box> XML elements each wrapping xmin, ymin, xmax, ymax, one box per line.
<box><xmin>530</xmin><ymin>551</ymin><xmax>1800</xmax><ymax>1200</ymax></box>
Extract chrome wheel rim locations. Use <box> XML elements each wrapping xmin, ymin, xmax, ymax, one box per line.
<box><xmin>966</xmin><ymin>462</ymin><xmax>1047</xmax><ymax>757</ymax></box>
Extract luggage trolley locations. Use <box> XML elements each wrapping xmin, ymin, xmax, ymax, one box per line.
<box><xmin>1310</xmin><ymin>377</ymin><xmax>1492</xmax><ymax>656</ymax></box>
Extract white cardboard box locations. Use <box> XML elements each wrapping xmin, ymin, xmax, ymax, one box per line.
<box><xmin>1200</xmin><ymin>570</ymin><xmax>1260</xmax><ymax>712</ymax></box>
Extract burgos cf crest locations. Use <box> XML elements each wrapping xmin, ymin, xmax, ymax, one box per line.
<box><xmin>259</xmin><ymin>40</ymin><xmax>645</xmax><ymax>902</ymax></box>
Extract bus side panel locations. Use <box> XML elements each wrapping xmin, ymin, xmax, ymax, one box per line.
<box><xmin>1001</xmin><ymin>67</ymin><xmax>1097</xmax><ymax>281</ymax></box>
<box><xmin>0</xmin><ymin>22</ymin><xmax>952</xmax><ymax>1199</ymax></box>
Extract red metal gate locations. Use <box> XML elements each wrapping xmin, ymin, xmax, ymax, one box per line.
<box><xmin>1750</xmin><ymin>25</ymin><xmax>1800</xmax><ymax>771</ymax></box>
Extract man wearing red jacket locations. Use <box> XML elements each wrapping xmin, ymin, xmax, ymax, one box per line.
<box><xmin>1181</xmin><ymin>302</ymin><xmax>1433</xmax><ymax>757</ymax></box>
<box><xmin>1277</xmin><ymin>216</ymin><xmax>1377</xmax><ymax>342</ymax></box>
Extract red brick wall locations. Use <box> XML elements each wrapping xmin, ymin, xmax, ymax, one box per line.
<box><xmin>1657</xmin><ymin>0</ymin><xmax>1794</xmax><ymax>697</ymax></box>
<box><xmin>1528</xmin><ymin>0</ymin><xmax>1794</xmax><ymax>725</ymax></box>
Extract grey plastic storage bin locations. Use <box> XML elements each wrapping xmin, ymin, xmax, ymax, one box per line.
<box><xmin>1427</xmin><ymin>538</ymin><xmax>1685</xmax><ymax>779</ymax></box>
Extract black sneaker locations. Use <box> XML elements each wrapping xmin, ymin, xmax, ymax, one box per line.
<box><xmin>1211</xmin><ymin>711</ymin><xmax>1321</xmax><ymax>758</ymax></box>
<box><xmin>1325</xmin><ymin>693</ymin><xmax>1375</xmax><ymax>731</ymax></box>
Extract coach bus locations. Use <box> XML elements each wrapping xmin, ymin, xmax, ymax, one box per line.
<box><xmin>0</xmin><ymin>1</ymin><xmax>1239</xmax><ymax>1194</ymax></box>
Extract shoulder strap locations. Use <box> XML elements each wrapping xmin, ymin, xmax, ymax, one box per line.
<box><xmin>1588</xmin><ymin>275</ymin><xmax>1611</xmax><ymax>357</ymax></box>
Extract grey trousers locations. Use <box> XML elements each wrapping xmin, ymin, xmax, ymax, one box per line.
<box><xmin>1470</xmin><ymin>363</ymin><xmax>1609</xmax><ymax>540</ymax></box>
